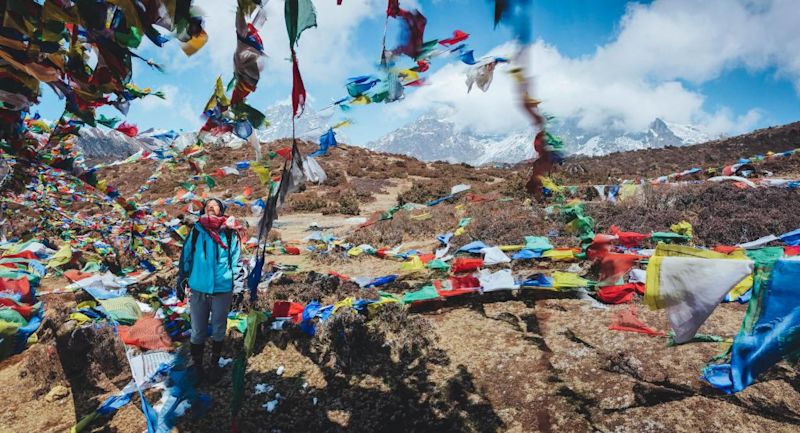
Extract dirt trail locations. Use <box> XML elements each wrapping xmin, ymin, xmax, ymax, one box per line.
<box><xmin>249</xmin><ymin>178</ymin><xmax>412</xmax><ymax>240</ymax></box>
<box><xmin>244</xmin><ymin>178</ymin><xmax>415</xmax><ymax>275</ymax></box>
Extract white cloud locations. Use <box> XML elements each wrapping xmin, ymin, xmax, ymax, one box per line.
<box><xmin>137</xmin><ymin>84</ymin><xmax>178</xmax><ymax>111</ymax></box>
<box><xmin>194</xmin><ymin>0</ymin><xmax>381</xmax><ymax>86</ymax></box>
<box><xmin>701</xmin><ymin>108</ymin><xmax>763</xmax><ymax>136</ymax></box>
<box><xmin>133</xmin><ymin>84</ymin><xmax>202</xmax><ymax>130</ymax></box>
<box><xmin>391</xmin><ymin>0</ymin><xmax>800</xmax><ymax>137</ymax></box>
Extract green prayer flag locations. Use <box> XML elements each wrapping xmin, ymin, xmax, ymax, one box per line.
<box><xmin>244</xmin><ymin>311</ymin><xmax>266</xmax><ymax>357</ymax></box>
<box><xmin>667</xmin><ymin>332</ymin><xmax>724</xmax><ymax>347</ymax></box>
<box><xmin>740</xmin><ymin>247</ymin><xmax>785</xmax><ymax>334</ymax></box>
<box><xmin>204</xmin><ymin>175</ymin><xmax>215</xmax><ymax>189</ymax></box>
<box><xmin>745</xmin><ymin>247</ymin><xmax>785</xmax><ymax>266</ymax></box>
<box><xmin>114</xmin><ymin>26</ymin><xmax>143</xmax><ymax>48</ymax></box>
<box><xmin>381</xmin><ymin>206</ymin><xmax>402</xmax><ymax>221</ymax></box>
<box><xmin>524</xmin><ymin>236</ymin><xmax>553</xmax><ymax>252</ymax></box>
<box><xmin>285</xmin><ymin>0</ymin><xmax>317</xmax><ymax>48</ymax></box>
<box><xmin>427</xmin><ymin>259</ymin><xmax>450</xmax><ymax>271</ymax></box>
<box><xmin>402</xmin><ymin>285</ymin><xmax>441</xmax><ymax>304</ymax></box>
<box><xmin>231</xmin><ymin>102</ymin><xmax>266</xmax><ymax>128</ymax></box>
<box><xmin>230</xmin><ymin>355</ymin><xmax>246</xmax><ymax>416</ymax></box>
<box><xmin>650</xmin><ymin>232</ymin><xmax>690</xmax><ymax>244</ymax></box>
<box><xmin>416</xmin><ymin>40</ymin><xmax>439</xmax><ymax>59</ymax></box>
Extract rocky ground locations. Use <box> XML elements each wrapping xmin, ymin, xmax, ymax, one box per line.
<box><xmin>2</xmin><ymin>124</ymin><xmax>800</xmax><ymax>432</ymax></box>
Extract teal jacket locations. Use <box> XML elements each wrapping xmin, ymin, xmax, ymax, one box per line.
<box><xmin>178</xmin><ymin>222</ymin><xmax>243</xmax><ymax>294</ymax></box>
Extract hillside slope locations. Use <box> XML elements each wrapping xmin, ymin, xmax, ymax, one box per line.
<box><xmin>551</xmin><ymin>121</ymin><xmax>800</xmax><ymax>184</ymax></box>
<box><xmin>4</xmin><ymin>122</ymin><xmax>800</xmax><ymax>433</ymax></box>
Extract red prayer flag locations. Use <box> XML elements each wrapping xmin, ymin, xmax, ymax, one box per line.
<box><xmin>328</xmin><ymin>271</ymin><xmax>350</xmax><ymax>281</ymax></box>
<box><xmin>1</xmin><ymin>250</ymin><xmax>37</xmax><ymax>260</ymax></box>
<box><xmin>0</xmin><ymin>277</ymin><xmax>32</xmax><ymax>303</ymax></box>
<box><xmin>291</xmin><ymin>54</ymin><xmax>306</xmax><ymax>117</ymax></box>
<box><xmin>609</xmin><ymin>306</ymin><xmax>665</xmax><ymax>336</ymax></box>
<box><xmin>449</xmin><ymin>275</ymin><xmax>481</xmax><ymax>291</ymax></box>
<box><xmin>115</xmin><ymin>122</ymin><xmax>138</xmax><ymax>137</ymax></box>
<box><xmin>586</xmin><ymin>233</ymin><xmax>618</xmax><ymax>260</ymax></box>
<box><xmin>609</xmin><ymin>225</ymin><xmax>650</xmax><ymax>248</ymax></box>
<box><xmin>64</xmin><ymin>269</ymin><xmax>93</xmax><ymax>282</ymax></box>
<box><xmin>0</xmin><ymin>297</ymin><xmax>35</xmax><ymax>319</ymax></box>
<box><xmin>418</xmin><ymin>253</ymin><xmax>435</xmax><ymax>264</ymax></box>
<box><xmin>451</xmin><ymin>257</ymin><xmax>483</xmax><ymax>273</ymax></box>
<box><xmin>439</xmin><ymin>29</ymin><xmax>469</xmax><ymax>46</ymax></box>
<box><xmin>273</xmin><ymin>301</ymin><xmax>304</xmax><ymax>323</ymax></box>
<box><xmin>597</xmin><ymin>283</ymin><xmax>645</xmax><ymax>304</ymax></box>
<box><xmin>435</xmin><ymin>278</ymin><xmax>479</xmax><ymax>298</ymax></box>
<box><xmin>598</xmin><ymin>253</ymin><xmax>643</xmax><ymax>284</ymax></box>
<box><xmin>713</xmin><ymin>245</ymin><xmax>742</xmax><ymax>255</ymax></box>
<box><xmin>275</xmin><ymin>146</ymin><xmax>292</xmax><ymax>160</ymax></box>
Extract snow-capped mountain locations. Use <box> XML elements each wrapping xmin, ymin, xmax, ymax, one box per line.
<box><xmin>74</xmin><ymin>102</ymin><xmax>348</xmax><ymax>164</ymax></box>
<box><xmin>76</xmin><ymin>127</ymin><xmax>194</xmax><ymax>164</ymax></box>
<box><xmin>561</xmin><ymin>117</ymin><xmax>714</xmax><ymax>157</ymax></box>
<box><xmin>367</xmin><ymin>114</ymin><xmax>718</xmax><ymax>164</ymax></box>
<box><xmin>257</xmin><ymin>102</ymin><xmax>349</xmax><ymax>144</ymax></box>
<box><xmin>76</xmin><ymin>128</ymin><xmax>147</xmax><ymax>164</ymax></box>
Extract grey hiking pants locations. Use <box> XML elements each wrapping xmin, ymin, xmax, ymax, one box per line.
<box><xmin>190</xmin><ymin>291</ymin><xmax>232</xmax><ymax>344</ymax></box>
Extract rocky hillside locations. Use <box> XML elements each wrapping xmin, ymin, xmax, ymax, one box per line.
<box><xmin>5</xmin><ymin>121</ymin><xmax>800</xmax><ymax>433</ymax></box>
<box><xmin>543</xmin><ymin>121</ymin><xmax>800</xmax><ymax>184</ymax></box>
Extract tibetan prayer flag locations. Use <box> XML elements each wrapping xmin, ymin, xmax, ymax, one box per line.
<box><xmin>291</xmin><ymin>56</ymin><xmax>307</xmax><ymax>117</ymax></box>
<box><xmin>646</xmin><ymin>256</ymin><xmax>753</xmax><ymax>343</ymax></box>
<box><xmin>285</xmin><ymin>0</ymin><xmax>317</xmax><ymax>48</ymax></box>
<box><xmin>704</xmin><ymin>259</ymin><xmax>800</xmax><ymax>393</ymax></box>
<box><xmin>439</xmin><ymin>30</ymin><xmax>469</xmax><ymax>46</ymax></box>
<box><xmin>609</xmin><ymin>306</ymin><xmax>665</xmax><ymax>336</ymax></box>
<box><xmin>251</xmin><ymin>164</ymin><xmax>270</xmax><ymax>185</ymax></box>
<box><xmin>115</xmin><ymin>122</ymin><xmax>138</xmax><ymax>137</ymax></box>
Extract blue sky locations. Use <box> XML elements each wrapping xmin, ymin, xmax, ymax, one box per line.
<box><xmin>36</xmin><ymin>0</ymin><xmax>800</xmax><ymax>145</ymax></box>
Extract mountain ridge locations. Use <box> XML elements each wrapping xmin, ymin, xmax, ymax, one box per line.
<box><xmin>366</xmin><ymin>112</ymin><xmax>720</xmax><ymax>165</ymax></box>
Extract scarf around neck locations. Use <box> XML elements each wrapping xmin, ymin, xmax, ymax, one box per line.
<box><xmin>199</xmin><ymin>215</ymin><xmax>229</xmax><ymax>249</ymax></box>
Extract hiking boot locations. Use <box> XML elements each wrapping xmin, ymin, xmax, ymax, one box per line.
<box><xmin>190</xmin><ymin>343</ymin><xmax>205</xmax><ymax>383</ymax></box>
<box><xmin>207</xmin><ymin>340</ymin><xmax>224</xmax><ymax>384</ymax></box>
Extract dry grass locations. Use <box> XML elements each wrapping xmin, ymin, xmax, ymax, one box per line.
<box><xmin>454</xmin><ymin>201</ymin><xmax>568</xmax><ymax>249</ymax></box>
<box><xmin>532</xmin><ymin>121</ymin><xmax>800</xmax><ymax>184</ymax></box>
<box><xmin>587</xmin><ymin>182</ymin><xmax>800</xmax><ymax>245</ymax></box>
<box><xmin>347</xmin><ymin>205</ymin><xmax>459</xmax><ymax>247</ymax></box>
<box><xmin>397</xmin><ymin>179</ymin><xmax>452</xmax><ymax>205</ymax></box>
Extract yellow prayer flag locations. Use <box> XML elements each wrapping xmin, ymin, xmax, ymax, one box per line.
<box><xmin>552</xmin><ymin>271</ymin><xmax>590</xmax><ymax>290</ymax></box>
<box><xmin>47</xmin><ymin>244</ymin><xmax>72</xmax><ymax>268</ymax></box>
<box><xmin>251</xmin><ymin>164</ymin><xmax>271</xmax><ymax>185</ymax></box>
<box><xmin>333</xmin><ymin>297</ymin><xmax>355</xmax><ymax>313</ymax></box>
<box><xmin>670</xmin><ymin>221</ymin><xmax>693</xmax><ymax>238</ymax></box>
<box><xmin>400</xmin><ymin>255</ymin><xmax>425</xmax><ymax>272</ymax></box>
<box><xmin>182</xmin><ymin>31</ymin><xmax>208</xmax><ymax>56</ymax></box>
<box><xmin>542</xmin><ymin>249</ymin><xmax>575</xmax><ymax>262</ymax></box>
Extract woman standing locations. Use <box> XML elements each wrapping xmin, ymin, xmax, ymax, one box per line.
<box><xmin>177</xmin><ymin>198</ymin><xmax>244</xmax><ymax>382</ymax></box>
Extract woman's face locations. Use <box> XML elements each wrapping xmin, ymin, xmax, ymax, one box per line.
<box><xmin>205</xmin><ymin>200</ymin><xmax>221</xmax><ymax>216</ymax></box>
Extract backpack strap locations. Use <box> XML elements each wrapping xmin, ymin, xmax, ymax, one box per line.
<box><xmin>180</xmin><ymin>227</ymin><xmax>200</xmax><ymax>280</ymax></box>
<box><xmin>226</xmin><ymin>229</ymin><xmax>233</xmax><ymax>271</ymax></box>
<box><xmin>190</xmin><ymin>227</ymin><xmax>200</xmax><ymax>257</ymax></box>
